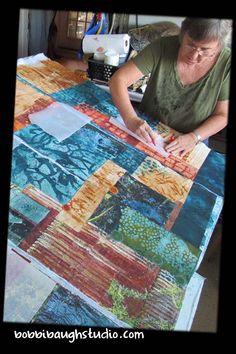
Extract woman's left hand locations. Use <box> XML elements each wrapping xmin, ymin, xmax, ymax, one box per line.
<box><xmin>164</xmin><ymin>133</ymin><xmax>198</xmax><ymax>157</ymax></box>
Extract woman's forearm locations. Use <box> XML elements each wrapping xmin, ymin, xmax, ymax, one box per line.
<box><xmin>108</xmin><ymin>75</ymin><xmax>138</xmax><ymax>124</ymax></box>
<box><xmin>194</xmin><ymin>112</ymin><xmax>228</xmax><ymax>141</ymax></box>
<box><xmin>108</xmin><ymin>61</ymin><xmax>144</xmax><ymax>124</ymax></box>
<box><xmin>190</xmin><ymin>100</ymin><xmax>228</xmax><ymax>141</ymax></box>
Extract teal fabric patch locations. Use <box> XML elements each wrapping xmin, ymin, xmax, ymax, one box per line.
<box><xmin>10</xmin><ymin>187</ymin><xmax>49</xmax><ymax>224</ymax></box>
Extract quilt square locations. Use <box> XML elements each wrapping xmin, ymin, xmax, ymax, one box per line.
<box><xmin>11</xmin><ymin>143</ymin><xmax>81</xmax><ymax>204</ymax></box>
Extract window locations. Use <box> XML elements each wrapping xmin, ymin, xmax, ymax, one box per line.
<box><xmin>53</xmin><ymin>11</ymin><xmax>94</xmax><ymax>58</ymax></box>
<box><xmin>67</xmin><ymin>11</ymin><xmax>94</xmax><ymax>39</ymax></box>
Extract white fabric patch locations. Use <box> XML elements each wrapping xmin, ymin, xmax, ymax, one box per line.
<box><xmin>17</xmin><ymin>53</ymin><xmax>48</xmax><ymax>66</ymax></box>
<box><xmin>29</xmin><ymin>102</ymin><xmax>91</xmax><ymax>142</ymax></box>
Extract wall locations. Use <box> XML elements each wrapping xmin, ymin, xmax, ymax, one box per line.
<box><xmin>17</xmin><ymin>9</ymin><xmax>55</xmax><ymax>58</ymax></box>
<box><xmin>28</xmin><ymin>10</ymin><xmax>55</xmax><ymax>56</ymax></box>
<box><xmin>17</xmin><ymin>9</ymin><xmax>29</xmax><ymax>58</ymax></box>
<box><xmin>128</xmin><ymin>14</ymin><xmax>185</xmax><ymax>28</ymax></box>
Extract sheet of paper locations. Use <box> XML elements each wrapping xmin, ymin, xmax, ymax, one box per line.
<box><xmin>29</xmin><ymin>102</ymin><xmax>92</xmax><ymax>142</ymax></box>
<box><xmin>4</xmin><ymin>246</ymin><xmax>56</xmax><ymax>322</ymax></box>
<box><xmin>17</xmin><ymin>53</ymin><xmax>48</xmax><ymax>66</ymax></box>
<box><xmin>110</xmin><ymin>115</ymin><xmax>169</xmax><ymax>157</ymax></box>
<box><xmin>12</xmin><ymin>136</ymin><xmax>22</xmax><ymax>150</ymax></box>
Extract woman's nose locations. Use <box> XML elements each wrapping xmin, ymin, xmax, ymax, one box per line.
<box><xmin>190</xmin><ymin>49</ymin><xmax>201</xmax><ymax>59</ymax></box>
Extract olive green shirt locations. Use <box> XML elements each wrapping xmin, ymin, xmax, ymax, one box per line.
<box><xmin>132</xmin><ymin>35</ymin><xmax>231</xmax><ymax>133</ymax></box>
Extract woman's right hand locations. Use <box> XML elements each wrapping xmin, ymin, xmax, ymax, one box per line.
<box><xmin>124</xmin><ymin>116</ymin><xmax>158</xmax><ymax>145</ymax></box>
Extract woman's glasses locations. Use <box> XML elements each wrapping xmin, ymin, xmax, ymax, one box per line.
<box><xmin>183</xmin><ymin>44</ymin><xmax>218</xmax><ymax>58</ymax></box>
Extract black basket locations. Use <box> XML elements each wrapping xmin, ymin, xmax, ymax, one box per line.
<box><xmin>87</xmin><ymin>57</ymin><xmax>120</xmax><ymax>83</ymax></box>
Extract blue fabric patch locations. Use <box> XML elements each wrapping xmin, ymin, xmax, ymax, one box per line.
<box><xmin>94</xmin><ymin>98</ymin><xmax>120</xmax><ymax>117</ymax></box>
<box><xmin>51</xmin><ymin>80</ymin><xmax>110</xmax><ymax>106</ymax></box>
<box><xmin>32</xmin><ymin>285</ymin><xmax>119</xmax><ymax>327</ymax></box>
<box><xmin>10</xmin><ymin>187</ymin><xmax>49</xmax><ymax>224</ymax></box>
<box><xmin>11</xmin><ymin>144</ymin><xmax>81</xmax><ymax>204</ymax></box>
<box><xmin>16</xmin><ymin>123</ymin><xmax>125</xmax><ymax>185</ymax></box>
<box><xmin>112</xmin><ymin>144</ymin><xmax>146</xmax><ymax>174</ymax></box>
<box><xmin>171</xmin><ymin>182</ymin><xmax>222</xmax><ymax>248</ymax></box>
<box><xmin>8</xmin><ymin>209</ymin><xmax>34</xmax><ymax>245</ymax></box>
<box><xmin>90</xmin><ymin>172</ymin><xmax>176</xmax><ymax>233</ymax></box>
<box><xmin>194</xmin><ymin>150</ymin><xmax>225</xmax><ymax>197</ymax></box>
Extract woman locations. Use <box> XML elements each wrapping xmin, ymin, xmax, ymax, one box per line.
<box><xmin>109</xmin><ymin>18</ymin><xmax>232</xmax><ymax>157</ymax></box>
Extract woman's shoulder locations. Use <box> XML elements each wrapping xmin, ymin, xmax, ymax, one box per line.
<box><xmin>146</xmin><ymin>35</ymin><xmax>179</xmax><ymax>56</ymax></box>
<box><xmin>219</xmin><ymin>46</ymin><xmax>231</xmax><ymax>67</ymax></box>
<box><xmin>212</xmin><ymin>46</ymin><xmax>231</xmax><ymax>78</ymax></box>
<box><xmin>223</xmin><ymin>46</ymin><xmax>231</xmax><ymax>58</ymax></box>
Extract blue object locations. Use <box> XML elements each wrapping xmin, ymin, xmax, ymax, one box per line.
<box><xmin>86</xmin><ymin>13</ymin><xmax>108</xmax><ymax>35</ymax></box>
<box><xmin>78</xmin><ymin>13</ymin><xmax>109</xmax><ymax>59</ymax></box>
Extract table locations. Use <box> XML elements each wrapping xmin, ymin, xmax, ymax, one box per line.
<box><xmin>4</xmin><ymin>53</ymin><xmax>225</xmax><ymax>330</ymax></box>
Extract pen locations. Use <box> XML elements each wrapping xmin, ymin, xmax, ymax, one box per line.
<box><xmin>151</xmin><ymin>138</ymin><xmax>156</xmax><ymax>145</ymax></box>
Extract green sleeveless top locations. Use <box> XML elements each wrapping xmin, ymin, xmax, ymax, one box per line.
<box><xmin>132</xmin><ymin>35</ymin><xmax>231</xmax><ymax>133</ymax></box>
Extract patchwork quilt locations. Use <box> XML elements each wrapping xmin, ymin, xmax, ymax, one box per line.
<box><xmin>4</xmin><ymin>53</ymin><xmax>225</xmax><ymax>330</ymax></box>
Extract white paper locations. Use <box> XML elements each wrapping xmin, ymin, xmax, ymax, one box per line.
<box><xmin>175</xmin><ymin>272</ymin><xmax>205</xmax><ymax>331</ymax></box>
<box><xmin>4</xmin><ymin>246</ymin><xmax>55</xmax><ymax>322</ymax></box>
<box><xmin>110</xmin><ymin>115</ymin><xmax>169</xmax><ymax>157</ymax></box>
<box><xmin>12</xmin><ymin>136</ymin><xmax>22</xmax><ymax>150</ymax></box>
<box><xmin>17</xmin><ymin>53</ymin><xmax>48</xmax><ymax>66</ymax></box>
<box><xmin>83</xmin><ymin>34</ymin><xmax>130</xmax><ymax>54</ymax></box>
<box><xmin>29</xmin><ymin>102</ymin><xmax>91</xmax><ymax>142</ymax></box>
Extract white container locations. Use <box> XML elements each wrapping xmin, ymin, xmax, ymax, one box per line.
<box><xmin>104</xmin><ymin>51</ymin><xmax>120</xmax><ymax>66</ymax></box>
<box><xmin>119</xmin><ymin>53</ymin><xmax>128</xmax><ymax>64</ymax></box>
<box><xmin>93</xmin><ymin>52</ymin><xmax>105</xmax><ymax>61</ymax></box>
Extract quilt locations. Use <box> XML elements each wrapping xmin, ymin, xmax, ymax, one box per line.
<box><xmin>4</xmin><ymin>53</ymin><xmax>225</xmax><ymax>330</ymax></box>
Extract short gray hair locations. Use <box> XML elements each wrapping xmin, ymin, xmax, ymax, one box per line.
<box><xmin>180</xmin><ymin>18</ymin><xmax>232</xmax><ymax>48</ymax></box>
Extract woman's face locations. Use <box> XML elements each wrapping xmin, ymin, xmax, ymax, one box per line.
<box><xmin>179</xmin><ymin>32</ymin><xmax>220</xmax><ymax>65</ymax></box>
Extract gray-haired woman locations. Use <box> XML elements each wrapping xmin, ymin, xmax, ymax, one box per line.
<box><xmin>109</xmin><ymin>17</ymin><xmax>232</xmax><ymax>157</ymax></box>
